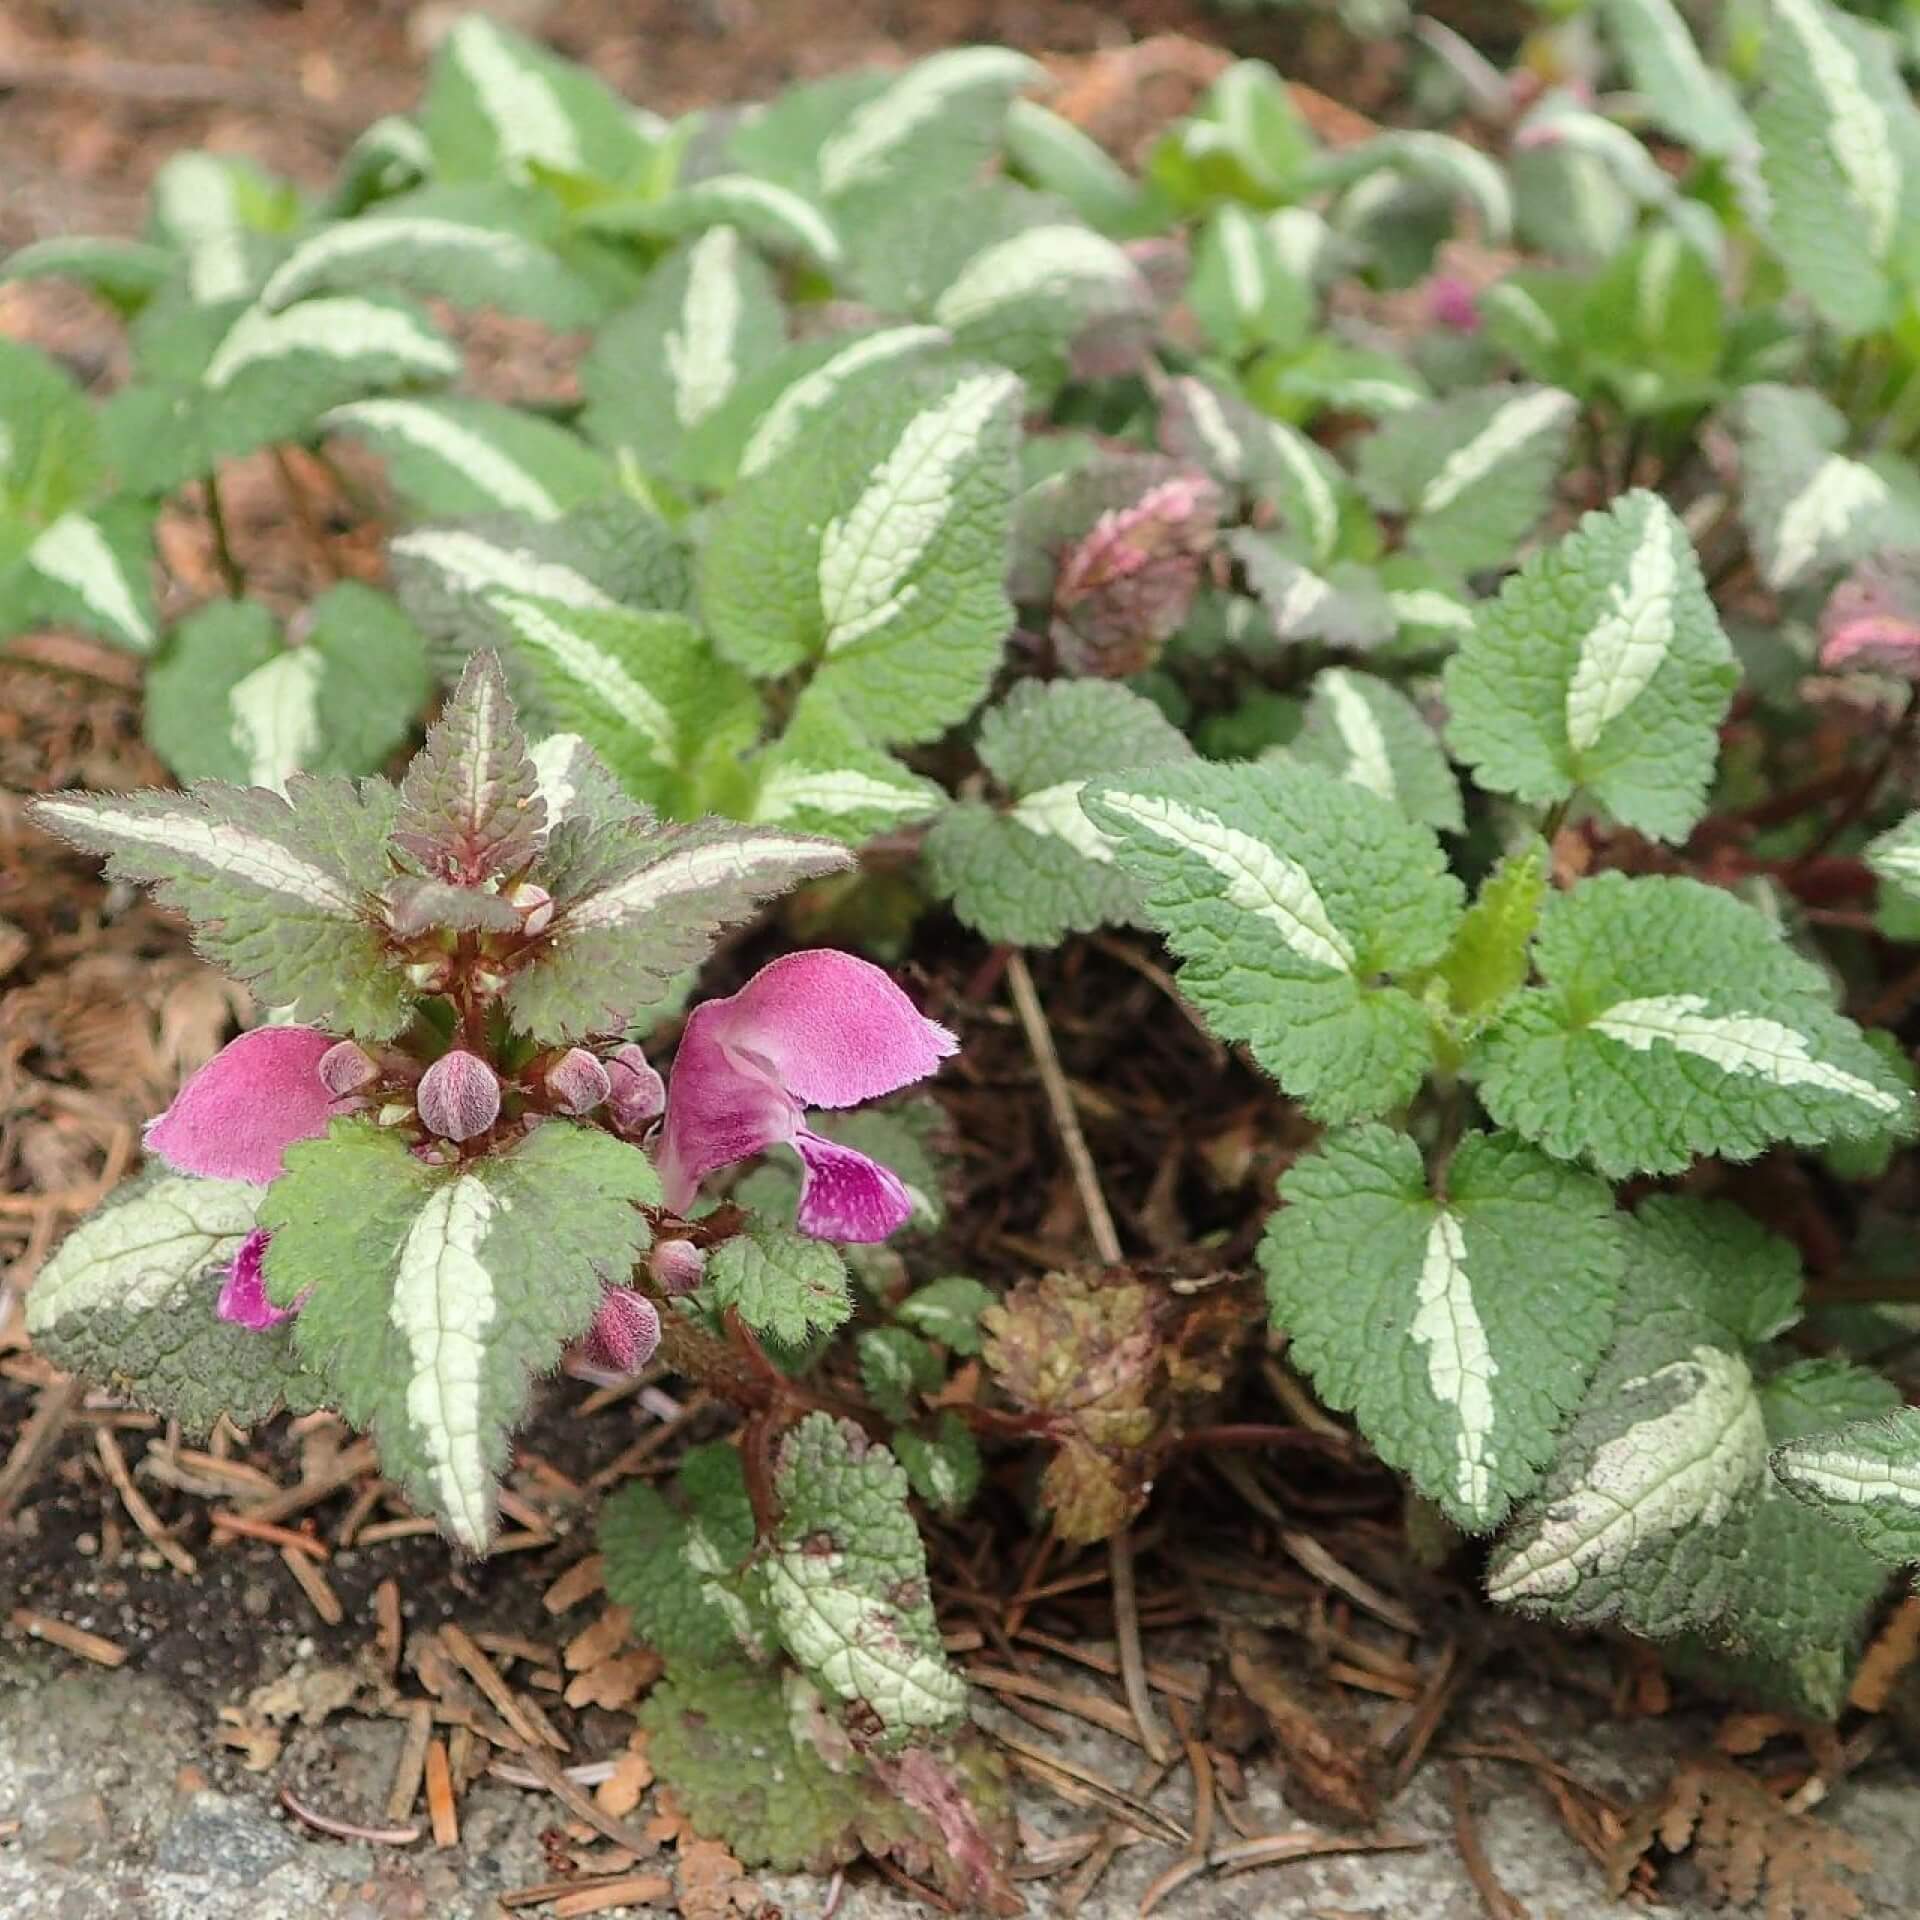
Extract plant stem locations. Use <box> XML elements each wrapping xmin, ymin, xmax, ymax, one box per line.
<box><xmin>1005</xmin><ymin>948</ymin><xmax>1123</xmax><ymax>1266</ymax></box>
<box><xmin>1794</xmin><ymin>683</ymin><xmax>1920</xmax><ymax>872</ymax></box>
<box><xmin>204</xmin><ymin>467</ymin><xmax>244</xmax><ymax>596</ymax></box>
<box><xmin>1108</xmin><ymin>1530</ymin><xmax>1169</xmax><ymax>1763</ymax></box>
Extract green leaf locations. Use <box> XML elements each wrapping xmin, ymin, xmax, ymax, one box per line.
<box><xmin>1443</xmin><ymin>490</ymin><xmax>1738</xmax><ymax>842</ymax></box>
<box><xmin>895</xmin><ymin>1413</ymin><xmax>983</xmax><ymax>1515</ymax></box>
<box><xmin>0</xmin><ymin>235</ymin><xmax>177</xmax><ymax>316</ymax></box>
<box><xmin>926</xmin><ymin>679</ymin><xmax>1193</xmax><ymax>946</ymax></box>
<box><xmin>1773</xmin><ymin>1405</ymin><xmax>1920</xmax><ymax>1568</ymax></box>
<box><xmin>147</xmin><ymin>151</ymin><xmax>300</xmax><ymax>305</ymax></box>
<box><xmin>323</xmin><ymin>394</ymin><xmax>614</xmax><ymax>521</ymax></box>
<box><xmin>1231</xmin><ymin>535</ymin><xmax>1395</xmax><ymax>651</ymax></box>
<box><xmin>1291</xmin><ymin>669</ymin><xmax>1463</xmax><ymax>833</ymax></box>
<box><xmin>1188</xmin><ymin>205</ymin><xmax>1311</xmax><ymax>358</ymax></box>
<box><xmin>1733</xmin><ymin>385</ymin><xmax>1912</xmax><ymax>593</ymax></box>
<box><xmin>487</xmin><ymin>591</ymin><xmax>761</xmax><ymax>817</ymax></box>
<box><xmin>1435</xmin><ymin>844</ymin><xmax>1548</xmax><ymax>1032</ymax></box>
<box><xmin>1472</xmin><ymin>872</ymin><xmax>1914</xmax><ymax>1177</ymax></box>
<box><xmin>264</xmin><ymin>1119</ymin><xmax>657</xmax><ymax>1550</ymax></box>
<box><xmin>0</xmin><ymin>339</ymin><xmax>102</xmax><ymax>536</ymax></box>
<box><xmin>324</xmin><ymin>115</ymin><xmax>433</xmax><ymax>218</ymax></box>
<box><xmin>580</xmin><ymin>172</ymin><xmax>842</xmax><ymax>268</ymax></box>
<box><xmin>144</xmin><ymin>585</ymin><xmax>428</xmax><ymax>788</ymax></box>
<box><xmin>602</xmin><ymin>1443</ymin><xmax>773</xmax><ymax>1664</ymax></box>
<box><xmin>699</xmin><ymin>360</ymin><xmax>1021</xmax><ymax>744</ymax></box>
<box><xmin>1868</xmin><ymin>810</ymin><xmax>1920</xmax><ymax>903</ymax></box>
<box><xmin>24</xmin><ymin>1172</ymin><xmax>318</xmax><ymax>1432</ymax></box>
<box><xmin>1357</xmin><ymin>384</ymin><xmax>1576</xmax><ymax>576</ymax></box>
<box><xmin>1003</xmin><ymin>98</ymin><xmax>1147</xmax><ymax>235</ymax></box>
<box><xmin>508</xmin><ymin>817</ymin><xmax>851</xmax><ymax>1044</ymax></box>
<box><xmin>582</xmin><ymin>227</ymin><xmax>786</xmax><ymax>481</ymax></box>
<box><xmin>896</xmin><ymin>1276</ymin><xmax>994</xmax><ymax>1356</ymax></box>
<box><xmin>1262</xmin><ymin>1126</ymin><xmax>1622</xmax><ymax>1531</ymax></box>
<box><xmin>29</xmin><ymin>776</ymin><xmax>411</xmax><ymax>1039</ymax></box>
<box><xmin>1753</xmin><ymin>0</ymin><xmax>1920</xmax><ymax>336</ymax></box>
<box><xmin>258</xmin><ymin>185</ymin><xmax>612</xmax><ymax>327</ymax></box>
<box><xmin>3</xmin><ymin>501</ymin><xmax>159</xmax><ymax>654</ymax></box>
<box><xmin>422</xmin><ymin>14</ymin><xmax>652</xmax><ymax>188</ymax></box>
<box><xmin>707</xmin><ymin>1219</ymin><xmax>852</xmax><ymax>1346</ymax></box>
<box><xmin>1599</xmin><ymin>0</ymin><xmax>1752</xmax><ymax>157</ymax></box>
<box><xmin>1083</xmin><ymin>760</ymin><xmax>1464</xmax><ymax>1124</ymax></box>
<box><xmin>745</xmin><ymin>685</ymin><xmax>944</xmax><ymax>847</ymax></box>
<box><xmin>858</xmin><ymin>1327</ymin><xmax>945</xmax><ymax>1422</ymax></box>
<box><xmin>769</xmin><ymin>1414</ymin><xmax>968</xmax><ymax>1740</ymax></box>
<box><xmin>1314</xmin><ymin>130</ymin><xmax>1513</xmax><ymax>244</ymax></box>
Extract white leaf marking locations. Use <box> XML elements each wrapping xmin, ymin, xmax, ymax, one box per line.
<box><xmin>1419</xmin><ymin>388</ymin><xmax>1576</xmax><ymax>516</ymax></box>
<box><xmin>1772</xmin><ymin>0</ymin><xmax>1899</xmax><ymax>254</ymax></box>
<box><xmin>817</xmin><ymin>47</ymin><xmax>1037</xmax><ymax>195</ymax></box>
<box><xmin>1093</xmin><ymin>790</ymin><xmax>1354</xmax><ymax>971</ymax></box>
<box><xmin>1388</xmin><ymin>588</ymin><xmax>1476</xmax><ymax>633</ymax></box>
<box><xmin>817</xmin><ymin>369</ymin><xmax>1016</xmax><ymax>652</ymax></box>
<box><xmin>487</xmin><ymin>592</ymin><xmax>675</xmax><ymax>765</ymax></box>
<box><xmin>390</xmin><ymin>529</ymin><xmax>615</xmax><ymax>609</ymax></box>
<box><xmin>229</xmin><ymin>649</ymin><xmax>325</xmax><ymax>793</ymax></box>
<box><xmin>324</xmin><ymin>399</ymin><xmax>561</xmax><ymax>517</ymax></box>
<box><xmin>449</xmin><ymin>15</ymin><xmax>583</xmax><ymax>178</ymax></box>
<box><xmin>1320</xmin><ymin>670</ymin><xmax>1396</xmax><ymax>802</ymax></box>
<box><xmin>1009</xmin><ymin>779</ymin><xmax>1116</xmax><ymax>864</ymax></box>
<box><xmin>752</xmin><ymin>766</ymin><xmax>932</xmax><ymax>822</ymax></box>
<box><xmin>1216</xmin><ymin>206</ymin><xmax>1266</xmax><ymax>318</ymax></box>
<box><xmin>664</xmin><ymin>225</ymin><xmax>746</xmax><ymax>430</ymax></box>
<box><xmin>1769</xmin><ymin>454</ymin><xmax>1889</xmax><ymax>588</ymax></box>
<box><xmin>1489</xmin><ymin>1346</ymin><xmax>1764</xmax><ymax>1600</ymax></box>
<box><xmin>1264</xmin><ymin>422</ymin><xmax>1340</xmax><ymax>560</ymax></box>
<box><xmin>528</xmin><ymin>732</ymin><xmax>587</xmax><ymax>825</ymax></box>
<box><xmin>154</xmin><ymin>153</ymin><xmax>250</xmax><ymax>304</ymax></box>
<box><xmin>1389</xmin><ymin>130</ymin><xmax>1514</xmax><ymax>239</ymax></box>
<box><xmin>1265</xmin><ymin>207</ymin><xmax>1330</xmax><ymax>281</ymax></box>
<box><xmin>1636</xmin><ymin>227</ymin><xmax>1684</xmax><ymax>340</ymax></box>
<box><xmin>1410</xmin><ymin>1210</ymin><xmax>1499</xmax><ymax>1516</ymax></box>
<box><xmin>1180</xmin><ymin>381</ymin><xmax>1247</xmax><ymax>480</ymax></box>
<box><xmin>564</xmin><ymin>835</ymin><xmax>846</xmax><ymax>931</ymax></box>
<box><xmin>1872</xmin><ymin>835</ymin><xmax>1920</xmax><ymax>886</ymax></box>
<box><xmin>392</xmin><ymin>1176</ymin><xmax>502</xmax><ymax>1551</ymax></box>
<box><xmin>34</xmin><ymin>797</ymin><xmax>360</xmax><ymax>912</ymax></box>
<box><xmin>739</xmin><ymin>325</ymin><xmax>947</xmax><ymax>477</ymax></box>
<box><xmin>689</xmin><ymin>176</ymin><xmax>842</xmax><ymax>267</ymax></box>
<box><xmin>1590</xmin><ymin>993</ymin><xmax>1904</xmax><ymax>1114</ymax></box>
<box><xmin>1272</xmin><ymin>566</ymin><xmax>1334</xmax><ymax>633</ymax></box>
<box><xmin>932</xmin><ymin>224</ymin><xmax>1140</xmax><ymax>330</ymax></box>
<box><xmin>27</xmin><ymin>513</ymin><xmax>152</xmax><ymax>647</ymax></box>
<box><xmin>1481</xmin><ymin>281</ymin><xmax>1559</xmax><ymax>353</ymax></box>
<box><xmin>1564</xmin><ymin>500</ymin><xmax>1681</xmax><ymax>752</ymax></box>
<box><xmin>1779</xmin><ymin>1450</ymin><xmax>1920</xmax><ymax>1511</ymax></box>
<box><xmin>259</xmin><ymin>218</ymin><xmax>541</xmax><ymax>312</ymax></box>
<box><xmin>204</xmin><ymin>298</ymin><xmax>459</xmax><ymax>388</ymax></box>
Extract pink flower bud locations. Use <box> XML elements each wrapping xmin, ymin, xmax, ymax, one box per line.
<box><xmin>605</xmin><ymin>1043</ymin><xmax>666</xmax><ymax>1135</ymax></box>
<box><xmin>584</xmin><ymin>1287</ymin><xmax>662</xmax><ymax>1374</ymax></box>
<box><xmin>546</xmin><ymin>1047</ymin><xmax>610</xmax><ymax>1116</ymax></box>
<box><xmin>509</xmin><ymin>882</ymin><xmax>554</xmax><ymax>937</ymax></box>
<box><xmin>1426</xmin><ymin>273</ymin><xmax>1481</xmax><ymax>334</ymax></box>
<box><xmin>416</xmin><ymin>1049</ymin><xmax>500</xmax><ymax>1142</ymax></box>
<box><xmin>648</xmin><ymin>1237</ymin><xmax>706</xmax><ymax>1297</ymax></box>
<box><xmin>317</xmin><ymin>1040</ymin><xmax>378</xmax><ymax>1097</ymax></box>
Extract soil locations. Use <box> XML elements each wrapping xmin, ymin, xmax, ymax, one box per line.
<box><xmin>4</xmin><ymin>3</ymin><xmax>1920</xmax><ymax>1917</ymax></box>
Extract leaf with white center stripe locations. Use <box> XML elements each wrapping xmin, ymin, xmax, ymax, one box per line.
<box><xmin>1868</xmin><ymin>812</ymin><xmax>1920</xmax><ymax>906</ymax></box>
<box><xmin>926</xmin><ymin>679</ymin><xmax>1192</xmax><ymax>945</ymax></box>
<box><xmin>325</xmin><ymin>115</ymin><xmax>433</xmax><ymax>218</ymax></box>
<box><xmin>1599</xmin><ymin>0</ymin><xmax>1753</xmax><ymax>157</ymax></box>
<box><xmin>1472</xmin><ymin>872</ymin><xmax>1914</xmax><ymax>1177</ymax></box>
<box><xmin>258</xmin><ymin>186</ymin><xmax>611</xmax><ymax>327</ymax></box>
<box><xmin>1263</xmin><ymin>1126</ymin><xmax>1622</xmax><ymax>1531</ymax></box>
<box><xmin>1162</xmin><ymin>377</ymin><xmax>1350</xmax><ymax>567</ymax></box>
<box><xmin>144</xmin><ymin>585</ymin><xmax>429</xmax><ymax>788</ymax></box>
<box><xmin>1003</xmin><ymin>98</ymin><xmax>1149</xmax><ymax>236</ymax></box>
<box><xmin>1083</xmin><ymin>760</ymin><xmax>1464</xmax><ymax>1123</ymax></box>
<box><xmin>28</xmin><ymin>775</ymin><xmax>410</xmax><ymax>1037</ymax></box>
<box><xmin>770</xmin><ymin>1413</ymin><xmax>968</xmax><ymax>1740</ymax></box>
<box><xmin>700</xmin><ymin>361</ymin><xmax>1021</xmax><ymax>745</ymax></box>
<box><xmin>263</xmin><ymin>1119</ymin><xmax>657</xmax><ymax>1550</ymax></box>
<box><xmin>579</xmin><ymin>174</ymin><xmax>844</xmax><ymax>272</ymax></box>
<box><xmin>1357</xmin><ymin>383</ymin><xmax>1576</xmax><ymax>576</ymax></box>
<box><xmin>388</xmin><ymin>501</ymin><xmax>692</xmax><ymax>672</ymax></box>
<box><xmin>0</xmin><ymin>235</ymin><xmax>176</xmax><ymax>317</ymax></box>
<box><xmin>1291</xmin><ymin>669</ymin><xmax>1463</xmax><ymax>832</ymax></box>
<box><xmin>27</xmin><ymin>1169</ymin><xmax>320</xmax><ymax>1434</ymax></box>
<box><xmin>422</xmin><ymin>14</ymin><xmax>652</xmax><ymax>187</ymax></box>
<box><xmin>1753</xmin><ymin>0</ymin><xmax>1920</xmax><ymax>334</ymax></box>
<box><xmin>148</xmin><ymin>150</ymin><xmax>300</xmax><ymax>306</ymax></box>
<box><xmin>323</xmin><ymin>394</ymin><xmax>614</xmax><ymax>522</ymax></box>
<box><xmin>581</xmin><ymin>227</ymin><xmax>785</xmax><ymax>482</ymax></box>
<box><xmin>5</xmin><ymin>502</ymin><xmax>159</xmax><ymax>654</ymax></box>
<box><xmin>1312</xmin><ymin>130</ymin><xmax>1514</xmax><ymax>244</ymax></box>
<box><xmin>487</xmin><ymin>591</ymin><xmax>760</xmax><ymax>816</ymax></box>
<box><xmin>1444</xmin><ymin>490</ymin><xmax>1736</xmax><ymax>842</ymax></box>
<box><xmin>1733</xmin><ymin>385</ymin><xmax>1912</xmax><ymax>592</ymax></box>
<box><xmin>1231</xmin><ymin>532</ymin><xmax>1396</xmax><ymax>652</ymax></box>
<box><xmin>509</xmin><ymin>816</ymin><xmax>851</xmax><ymax>1043</ymax></box>
<box><xmin>747</xmin><ymin>686</ymin><xmax>943</xmax><ymax>847</ymax></box>
<box><xmin>1187</xmin><ymin>205</ymin><xmax>1311</xmax><ymax>359</ymax></box>
<box><xmin>1774</xmin><ymin>1406</ymin><xmax>1920</xmax><ymax>1567</ymax></box>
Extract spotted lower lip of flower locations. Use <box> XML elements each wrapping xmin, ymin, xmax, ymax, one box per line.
<box><xmin>655</xmin><ymin>949</ymin><xmax>957</xmax><ymax>1244</ymax></box>
<box><xmin>145</xmin><ymin>1024</ymin><xmax>347</xmax><ymax>1186</ymax></box>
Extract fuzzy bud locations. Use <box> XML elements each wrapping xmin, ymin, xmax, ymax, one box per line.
<box><xmin>317</xmin><ymin>1039</ymin><xmax>378</xmax><ymax>1098</ymax></box>
<box><xmin>509</xmin><ymin>882</ymin><xmax>555</xmax><ymax>937</ymax></box>
<box><xmin>1426</xmin><ymin>273</ymin><xmax>1481</xmax><ymax>334</ymax></box>
<box><xmin>545</xmin><ymin>1047</ymin><xmax>611</xmax><ymax>1116</ymax></box>
<box><xmin>584</xmin><ymin>1287</ymin><xmax>662</xmax><ymax>1375</ymax></box>
<box><xmin>416</xmin><ymin>1049</ymin><xmax>501</xmax><ymax>1142</ymax></box>
<box><xmin>648</xmin><ymin>1237</ymin><xmax>706</xmax><ymax>1297</ymax></box>
<box><xmin>605</xmin><ymin>1043</ymin><xmax>666</xmax><ymax>1135</ymax></box>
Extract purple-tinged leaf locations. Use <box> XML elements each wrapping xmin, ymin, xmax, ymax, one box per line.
<box><xmin>1821</xmin><ymin>552</ymin><xmax>1920</xmax><ymax>675</ymax></box>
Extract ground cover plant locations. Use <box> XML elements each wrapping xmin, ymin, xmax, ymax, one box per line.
<box><xmin>12</xmin><ymin>0</ymin><xmax>1920</xmax><ymax>1903</ymax></box>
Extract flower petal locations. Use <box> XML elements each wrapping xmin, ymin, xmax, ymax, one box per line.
<box><xmin>146</xmin><ymin>1026</ymin><xmax>339</xmax><ymax>1185</ymax></box>
<box><xmin>606</xmin><ymin>1042</ymin><xmax>667</xmax><ymax>1134</ymax></box>
<box><xmin>690</xmin><ymin>950</ymin><xmax>958</xmax><ymax>1109</ymax></box>
<box><xmin>656</xmin><ymin>1013</ymin><xmax>797</xmax><ymax>1213</ymax></box>
<box><xmin>793</xmin><ymin>1128</ymin><xmax>913</xmax><ymax>1243</ymax></box>
<box><xmin>583</xmin><ymin>1287</ymin><xmax>662</xmax><ymax>1374</ymax></box>
<box><xmin>216</xmin><ymin>1228</ymin><xmax>294</xmax><ymax>1330</ymax></box>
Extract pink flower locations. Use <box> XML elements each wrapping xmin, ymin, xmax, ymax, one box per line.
<box><xmin>657</xmin><ymin>951</ymin><xmax>956</xmax><ymax>1243</ymax></box>
<box><xmin>216</xmin><ymin>1227</ymin><xmax>293</xmax><ymax>1331</ymax></box>
<box><xmin>1426</xmin><ymin>273</ymin><xmax>1481</xmax><ymax>334</ymax></box>
<box><xmin>146</xmin><ymin>1025</ymin><xmax>343</xmax><ymax>1186</ymax></box>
